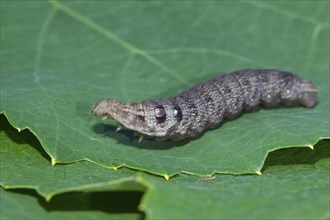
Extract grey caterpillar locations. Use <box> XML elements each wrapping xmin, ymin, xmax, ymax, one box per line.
<box><xmin>92</xmin><ymin>69</ymin><xmax>318</xmax><ymax>141</ymax></box>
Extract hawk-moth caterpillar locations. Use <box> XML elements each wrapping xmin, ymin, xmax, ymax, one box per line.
<box><xmin>92</xmin><ymin>69</ymin><xmax>318</xmax><ymax>141</ymax></box>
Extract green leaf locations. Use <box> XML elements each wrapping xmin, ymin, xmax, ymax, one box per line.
<box><xmin>0</xmin><ymin>115</ymin><xmax>145</xmax><ymax>200</ymax></box>
<box><xmin>0</xmin><ymin>188</ymin><xmax>143</xmax><ymax>220</ymax></box>
<box><xmin>140</xmin><ymin>148</ymin><xmax>330</xmax><ymax>219</ymax></box>
<box><xmin>1</xmin><ymin>116</ymin><xmax>328</xmax><ymax>219</ymax></box>
<box><xmin>1</xmin><ymin>1</ymin><xmax>329</xmax><ymax>177</ymax></box>
<box><xmin>0</xmin><ymin>115</ymin><xmax>144</xmax><ymax>218</ymax></box>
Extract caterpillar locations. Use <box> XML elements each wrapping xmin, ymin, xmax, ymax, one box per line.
<box><xmin>92</xmin><ymin>69</ymin><xmax>318</xmax><ymax>141</ymax></box>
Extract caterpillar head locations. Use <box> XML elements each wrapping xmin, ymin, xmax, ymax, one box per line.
<box><xmin>92</xmin><ymin>99</ymin><xmax>182</xmax><ymax>140</ymax></box>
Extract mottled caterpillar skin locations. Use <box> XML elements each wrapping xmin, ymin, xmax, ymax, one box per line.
<box><xmin>92</xmin><ymin>69</ymin><xmax>318</xmax><ymax>141</ymax></box>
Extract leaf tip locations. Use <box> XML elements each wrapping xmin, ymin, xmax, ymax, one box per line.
<box><xmin>163</xmin><ymin>174</ymin><xmax>170</xmax><ymax>181</ymax></box>
<box><xmin>256</xmin><ymin>170</ymin><xmax>262</xmax><ymax>175</ymax></box>
<box><xmin>307</xmin><ymin>144</ymin><xmax>314</xmax><ymax>150</ymax></box>
<box><xmin>51</xmin><ymin>158</ymin><xmax>56</xmax><ymax>166</ymax></box>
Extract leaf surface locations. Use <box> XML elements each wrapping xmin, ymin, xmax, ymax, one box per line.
<box><xmin>0</xmin><ymin>115</ymin><xmax>145</xmax><ymax>200</ymax></box>
<box><xmin>1</xmin><ymin>1</ymin><xmax>329</xmax><ymax>176</ymax></box>
<box><xmin>141</xmin><ymin>156</ymin><xmax>330</xmax><ymax>219</ymax></box>
<box><xmin>0</xmin><ymin>188</ymin><xmax>142</xmax><ymax>220</ymax></box>
<box><xmin>1</xmin><ymin>115</ymin><xmax>329</xmax><ymax>219</ymax></box>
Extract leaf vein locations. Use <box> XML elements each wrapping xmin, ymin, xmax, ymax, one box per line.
<box><xmin>49</xmin><ymin>0</ymin><xmax>191</xmax><ymax>86</ymax></box>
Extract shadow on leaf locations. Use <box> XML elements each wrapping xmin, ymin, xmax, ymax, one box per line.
<box><xmin>92</xmin><ymin>123</ymin><xmax>191</xmax><ymax>150</ymax></box>
<box><xmin>0</xmin><ymin>114</ymin><xmax>51</xmax><ymax>162</ymax></box>
<box><xmin>262</xmin><ymin>139</ymin><xmax>330</xmax><ymax>171</ymax></box>
<box><xmin>4</xmin><ymin>188</ymin><xmax>144</xmax><ymax>217</ymax></box>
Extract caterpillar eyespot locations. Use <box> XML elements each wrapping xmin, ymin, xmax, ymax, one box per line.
<box><xmin>92</xmin><ymin>69</ymin><xmax>318</xmax><ymax>141</ymax></box>
<box><xmin>155</xmin><ymin>107</ymin><xmax>165</xmax><ymax>118</ymax></box>
<box><xmin>154</xmin><ymin>106</ymin><xmax>166</xmax><ymax>124</ymax></box>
